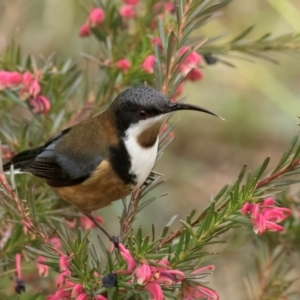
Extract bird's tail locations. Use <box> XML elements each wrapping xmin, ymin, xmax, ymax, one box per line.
<box><xmin>3</xmin><ymin>146</ymin><xmax>44</xmax><ymax>174</ymax></box>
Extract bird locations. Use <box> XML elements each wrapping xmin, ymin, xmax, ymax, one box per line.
<box><xmin>3</xmin><ymin>85</ymin><xmax>221</xmax><ymax>243</ymax></box>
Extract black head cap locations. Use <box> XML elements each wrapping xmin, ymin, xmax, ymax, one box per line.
<box><xmin>111</xmin><ymin>85</ymin><xmax>221</xmax><ymax>134</ymax></box>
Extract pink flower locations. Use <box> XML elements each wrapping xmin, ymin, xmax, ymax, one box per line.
<box><xmin>15</xmin><ymin>253</ymin><xmax>25</xmax><ymax>294</ymax></box>
<box><xmin>262</xmin><ymin>197</ymin><xmax>275</xmax><ymax>206</ymax></box>
<box><xmin>47</xmin><ymin>289</ymin><xmax>71</xmax><ymax>300</ymax></box>
<box><xmin>79</xmin><ymin>23</ymin><xmax>91</xmax><ymax>37</ymax></box>
<box><xmin>179</xmin><ymin>46</ymin><xmax>201</xmax><ymax>65</ymax></box>
<box><xmin>142</xmin><ymin>55</ymin><xmax>156</xmax><ymax>73</ymax></box>
<box><xmin>179</xmin><ymin>46</ymin><xmax>202</xmax><ymax>77</ymax></box>
<box><xmin>71</xmin><ymin>284</ymin><xmax>84</xmax><ymax>298</ymax></box>
<box><xmin>241</xmin><ymin>199</ymin><xmax>291</xmax><ymax>235</ymax></box>
<box><xmin>165</xmin><ymin>2</ymin><xmax>175</xmax><ymax>13</ymax></box>
<box><xmin>56</xmin><ymin>269</ymin><xmax>71</xmax><ymax>287</ymax></box>
<box><xmin>15</xmin><ymin>253</ymin><xmax>22</xmax><ymax>280</ymax></box>
<box><xmin>95</xmin><ymin>296</ymin><xmax>108</xmax><ymax>300</ymax></box>
<box><xmin>183</xmin><ymin>284</ymin><xmax>220</xmax><ymax>300</ymax></box>
<box><xmin>119</xmin><ymin>5</ymin><xmax>135</xmax><ymax>18</ymax></box>
<box><xmin>135</xmin><ymin>264</ymin><xmax>151</xmax><ymax>285</ymax></box>
<box><xmin>192</xmin><ymin>265</ymin><xmax>215</xmax><ymax>274</ymax></box>
<box><xmin>115</xmin><ymin>59</ymin><xmax>131</xmax><ymax>72</ymax></box>
<box><xmin>76</xmin><ymin>293</ymin><xmax>88</xmax><ymax>300</ymax></box>
<box><xmin>252</xmin><ymin>213</ymin><xmax>266</xmax><ymax>234</ymax></box>
<box><xmin>0</xmin><ymin>71</ymin><xmax>23</xmax><ymax>89</ymax></box>
<box><xmin>88</xmin><ymin>8</ymin><xmax>105</xmax><ymax>26</ymax></box>
<box><xmin>186</xmin><ymin>68</ymin><xmax>203</xmax><ymax>81</ymax></box>
<box><xmin>28</xmin><ymin>95</ymin><xmax>50</xmax><ymax>114</ymax></box>
<box><xmin>28</xmin><ymin>79</ymin><xmax>41</xmax><ymax>97</ymax></box>
<box><xmin>36</xmin><ymin>256</ymin><xmax>49</xmax><ymax>277</ymax></box>
<box><xmin>145</xmin><ymin>282</ymin><xmax>163</xmax><ymax>300</ymax></box>
<box><xmin>118</xmin><ymin>243</ymin><xmax>137</xmax><ymax>273</ymax></box>
<box><xmin>59</xmin><ymin>255</ymin><xmax>70</xmax><ymax>271</ymax></box>
<box><xmin>241</xmin><ymin>202</ymin><xmax>251</xmax><ymax>215</ymax></box>
<box><xmin>19</xmin><ymin>72</ymin><xmax>43</xmax><ymax>100</ymax></box>
<box><xmin>22</xmin><ymin>71</ymin><xmax>33</xmax><ymax>86</ymax></box>
<box><xmin>124</xmin><ymin>0</ymin><xmax>138</xmax><ymax>5</ymax></box>
<box><xmin>156</xmin><ymin>269</ymin><xmax>185</xmax><ymax>287</ymax></box>
<box><xmin>80</xmin><ymin>215</ymin><xmax>104</xmax><ymax>229</ymax></box>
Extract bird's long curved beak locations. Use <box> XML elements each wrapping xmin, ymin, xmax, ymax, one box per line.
<box><xmin>166</xmin><ymin>102</ymin><xmax>224</xmax><ymax>120</ymax></box>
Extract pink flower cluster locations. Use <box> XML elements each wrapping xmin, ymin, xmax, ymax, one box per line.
<box><xmin>241</xmin><ymin>197</ymin><xmax>291</xmax><ymax>234</ymax></box>
<box><xmin>118</xmin><ymin>243</ymin><xmax>218</xmax><ymax>300</ymax></box>
<box><xmin>45</xmin><ymin>239</ymin><xmax>107</xmax><ymax>300</ymax></box>
<box><xmin>142</xmin><ymin>44</ymin><xmax>203</xmax><ymax>100</ymax></box>
<box><xmin>79</xmin><ymin>8</ymin><xmax>105</xmax><ymax>37</ymax></box>
<box><xmin>119</xmin><ymin>0</ymin><xmax>138</xmax><ymax>19</ymax></box>
<box><xmin>179</xmin><ymin>46</ymin><xmax>203</xmax><ymax>81</ymax></box>
<box><xmin>182</xmin><ymin>265</ymin><xmax>219</xmax><ymax>300</ymax></box>
<box><xmin>142</xmin><ymin>43</ymin><xmax>203</xmax><ymax>81</ymax></box>
<box><xmin>0</xmin><ymin>70</ymin><xmax>50</xmax><ymax>114</ymax></box>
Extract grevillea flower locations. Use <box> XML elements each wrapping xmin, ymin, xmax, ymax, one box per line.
<box><xmin>142</xmin><ymin>55</ymin><xmax>156</xmax><ymax>73</ymax></box>
<box><xmin>135</xmin><ymin>264</ymin><xmax>151</xmax><ymax>285</ymax></box>
<box><xmin>179</xmin><ymin>46</ymin><xmax>202</xmax><ymax>80</ymax></box>
<box><xmin>145</xmin><ymin>282</ymin><xmax>163</xmax><ymax>300</ymax></box>
<box><xmin>118</xmin><ymin>243</ymin><xmax>137</xmax><ymax>273</ymax></box>
<box><xmin>80</xmin><ymin>215</ymin><xmax>104</xmax><ymax>230</ymax></box>
<box><xmin>115</xmin><ymin>59</ymin><xmax>131</xmax><ymax>72</ymax></box>
<box><xmin>165</xmin><ymin>1</ymin><xmax>175</xmax><ymax>13</ymax></box>
<box><xmin>59</xmin><ymin>255</ymin><xmax>70</xmax><ymax>271</ymax></box>
<box><xmin>186</xmin><ymin>68</ymin><xmax>203</xmax><ymax>81</ymax></box>
<box><xmin>241</xmin><ymin>198</ymin><xmax>291</xmax><ymax>235</ymax></box>
<box><xmin>28</xmin><ymin>95</ymin><xmax>50</xmax><ymax>114</ymax></box>
<box><xmin>182</xmin><ymin>265</ymin><xmax>218</xmax><ymax>299</ymax></box>
<box><xmin>76</xmin><ymin>293</ymin><xmax>88</xmax><ymax>300</ymax></box>
<box><xmin>88</xmin><ymin>8</ymin><xmax>105</xmax><ymax>26</ymax></box>
<box><xmin>0</xmin><ymin>71</ymin><xmax>23</xmax><ymax>89</ymax></box>
<box><xmin>28</xmin><ymin>79</ymin><xmax>41</xmax><ymax>98</ymax></box>
<box><xmin>15</xmin><ymin>253</ymin><xmax>22</xmax><ymax>281</ymax></box>
<box><xmin>56</xmin><ymin>269</ymin><xmax>71</xmax><ymax>287</ymax></box>
<box><xmin>183</xmin><ymin>284</ymin><xmax>220</xmax><ymax>300</ymax></box>
<box><xmin>119</xmin><ymin>5</ymin><xmax>135</xmax><ymax>18</ymax></box>
<box><xmin>79</xmin><ymin>23</ymin><xmax>91</xmax><ymax>37</ymax></box>
<box><xmin>179</xmin><ymin>46</ymin><xmax>201</xmax><ymax>66</ymax></box>
<box><xmin>46</xmin><ymin>289</ymin><xmax>71</xmax><ymax>300</ymax></box>
<box><xmin>95</xmin><ymin>295</ymin><xmax>108</xmax><ymax>300</ymax></box>
<box><xmin>15</xmin><ymin>253</ymin><xmax>25</xmax><ymax>294</ymax></box>
<box><xmin>36</xmin><ymin>256</ymin><xmax>49</xmax><ymax>277</ymax></box>
<box><xmin>71</xmin><ymin>284</ymin><xmax>84</xmax><ymax>298</ymax></box>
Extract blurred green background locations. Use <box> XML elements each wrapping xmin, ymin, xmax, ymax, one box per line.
<box><xmin>1</xmin><ymin>0</ymin><xmax>300</xmax><ymax>299</ymax></box>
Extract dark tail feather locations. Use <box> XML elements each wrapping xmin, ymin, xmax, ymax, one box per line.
<box><xmin>3</xmin><ymin>146</ymin><xmax>44</xmax><ymax>172</ymax></box>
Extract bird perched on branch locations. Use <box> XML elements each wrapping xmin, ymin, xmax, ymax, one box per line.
<box><xmin>3</xmin><ymin>86</ymin><xmax>221</xmax><ymax>243</ymax></box>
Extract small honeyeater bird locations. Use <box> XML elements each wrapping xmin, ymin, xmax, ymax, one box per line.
<box><xmin>3</xmin><ymin>86</ymin><xmax>221</xmax><ymax>242</ymax></box>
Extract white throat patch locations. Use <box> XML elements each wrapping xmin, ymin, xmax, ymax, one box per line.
<box><xmin>123</xmin><ymin>115</ymin><xmax>164</xmax><ymax>188</ymax></box>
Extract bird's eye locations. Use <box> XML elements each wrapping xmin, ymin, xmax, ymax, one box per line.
<box><xmin>137</xmin><ymin>109</ymin><xmax>148</xmax><ymax>119</ymax></box>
